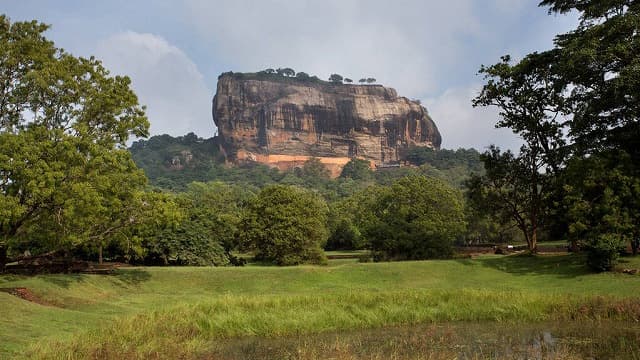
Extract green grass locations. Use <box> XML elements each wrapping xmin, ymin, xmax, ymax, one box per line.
<box><xmin>1</xmin><ymin>254</ymin><xmax>639</xmax><ymax>358</ymax></box>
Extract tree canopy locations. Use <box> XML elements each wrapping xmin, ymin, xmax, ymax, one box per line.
<box><xmin>329</xmin><ymin>74</ymin><xmax>344</xmax><ymax>83</ymax></box>
<box><xmin>241</xmin><ymin>185</ymin><xmax>329</xmax><ymax>265</ymax></box>
<box><xmin>0</xmin><ymin>15</ymin><xmax>149</xmax><ymax>268</ymax></box>
<box><xmin>366</xmin><ymin>176</ymin><xmax>466</xmax><ymax>261</ymax></box>
<box><xmin>468</xmin><ymin>1</ymin><xmax>640</xmax><ymax>267</ymax></box>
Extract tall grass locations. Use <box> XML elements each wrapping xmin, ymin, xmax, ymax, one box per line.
<box><xmin>27</xmin><ymin>289</ymin><xmax>640</xmax><ymax>359</ymax></box>
<box><xmin>3</xmin><ymin>254</ymin><xmax>640</xmax><ymax>358</ymax></box>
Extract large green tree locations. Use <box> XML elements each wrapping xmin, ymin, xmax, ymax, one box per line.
<box><xmin>563</xmin><ymin>151</ymin><xmax>640</xmax><ymax>270</ymax></box>
<box><xmin>326</xmin><ymin>185</ymin><xmax>381</xmax><ymax>250</ymax></box>
<box><xmin>366</xmin><ymin>176</ymin><xmax>466</xmax><ymax>261</ymax></box>
<box><xmin>466</xmin><ymin>146</ymin><xmax>548</xmax><ymax>252</ymax></box>
<box><xmin>540</xmin><ymin>0</ymin><xmax>640</xmax><ymax>160</ymax></box>
<box><xmin>133</xmin><ymin>182</ymin><xmax>253</xmax><ymax>266</ymax></box>
<box><xmin>241</xmin><ymin>185</ymin><xmax>329</xmax><ymax>265</ymax></box>
<box><xmin>469</xmin><ymin>1</ymin><xmax>640</xmax><ymax>264</ymax></box>
<box><xmin>182</xmin><ymin>181</ymin><xmax>253</xmax><ymax>263</ymax></box>
<box><xmin>0</xmin><ymin>16</ymin><xmax>148</xmax><ymax>268</ymax></box>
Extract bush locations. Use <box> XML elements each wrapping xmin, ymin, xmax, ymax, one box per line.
<box><xmin>241</xmin><ymin>185</ymin><xmax>329</xmax><ymax>265</ymax></box>
<box><xmin>586</xmin><ymin>234</ymin><xmax>625</xmax><ymax>272</ymax></box>
<box><xmin>366</xmin><ymin>176</ymin><xmax>466</xmax><ymax>261</ymax></box>
<box><xmin>326</xmin><ymin>219</ymin><xmax>363</xmax><ymax>250</ymax></box>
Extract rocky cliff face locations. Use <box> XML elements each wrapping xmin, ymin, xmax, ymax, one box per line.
<box><xmin>212</xmin><ymin>73</ymin><xmax>441</xmax><ymax>175</ymax></box>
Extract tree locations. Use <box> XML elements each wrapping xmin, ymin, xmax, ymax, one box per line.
<box><xmin>301</xmin><ymin>157</ymin><xmax>330</xmax><ymax>179</ymax></box>
<box><xmin>151</xmin><ymin>221</ymin><xmax>230</xmax><ymax>266</ymax></box>
<box><xmin>470</xmin><ymin>50</ymin><xmax>570</xmax><ymax>253</ymax></box>
<box><xmin>366</xmin><ymin>176</ymin><xmax>466</xmax><ymax>261</ymax></box>
<box><xmin>296</xmin><ymin>71</ymin><xmax>310</xmax><ymax>80</ymax></box>
<box><xmin>466</xmin><ymin>1</ymin><xmax>640</xmax><ymax>268</ymax></box>
<box><xmin>358</xmin><ymin>78</ymin><xmax>367</xmax><ymax>84</ymax></box>
<box><xmin>326</xmin><ymin>186</ymin><xmax>381</xmax><ymax>251</ymax></box>
<box><xmin>241</xmin><ymin>185</ymin><xmax>328</xmax><ymax>265</ymax></box>
<box><xmin>563</xmin><ymin>151</ymin><xmax>640</xmax><ymax>270</ymax></box>
<box><xmin>121</xmin><ymin>190</ymin><xmax>184</xmax><ymax>263</ymax></box>
<box><xmin>183</xmin><ymin>181</ymin><xmax>253</xmax><ymax>263</ymax></box>
<box><xmin>0</xmin><ymin>16</ymin><xmax>149</xmax><ymax>268</ymax></box>
<box><xmin>539</xmin><ymin>0</ymin><xmax>640</xmax><ymax>160</ymax></box>
<box><xmin>472</xmin><ymin>0</ymin><xmax>640</xmax><ymax>262</ymax></box>
<box><xmin>465</xmin><ymin>146</ymin><xmax>547</xmax><ymax>252</ymax></box>
<box><xmin>276</xmin><ymin>67</ymin><xmax>295</xmax><ymax>77</ymax></box>
<box><xmin>132</xmin><ymin>182</ymin><xmax>251</xmax><ymax>266</ymax></box>
<box><xmin>329</xmin><ymin>74</ymin><xmax>344</xmax><ymax>83</ymax></box>
<box><xmin>473</xmin><ymin>54</ymin><xmax>567</xmax><ymax>173</ymax></box>
<box><xmin>339</xmin><ymin>158</ymin><xmax>373</xmax><ymax>181</ymax></box>
<box><xmin>344</xmin><ymin>78</ymin><xmax>353</xmax><ymax>83</ymax></box>
<box><xmin>366</xmin><ymin>78</ymin><xmax>376</xmax><ymax>84</ymax></box>
<box><xmin>326</xmin><ymin>218</ymin><xmax>363</xmax><ymax>251</ymax></box>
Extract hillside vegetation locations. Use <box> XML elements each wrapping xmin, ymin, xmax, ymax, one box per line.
<box><xmin>129</xmin><ymin>133</ymin><xmax>484</xmax><ymax>191</ymax></box>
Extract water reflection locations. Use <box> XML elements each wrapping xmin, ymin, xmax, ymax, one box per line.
<box><xmin>204</xmin><ymin>320</ymin><xmax>640</xmax><ymax>359</ymax></box>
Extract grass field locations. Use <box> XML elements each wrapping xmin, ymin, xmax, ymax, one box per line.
<box><xmin>1</xmin><ymin>254</ymin><xmax>639</xmax><ymax>359</ymax></box>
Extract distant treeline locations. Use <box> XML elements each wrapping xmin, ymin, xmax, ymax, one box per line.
<box><xmin>129</xmin><ymin>133</ymin><xmax>484</xmax><ymax>193</ymax></box>
<box><xmin>221</xmin><ymin>68</ymin><xmax>377</xmax><ymax>86</ymax></box>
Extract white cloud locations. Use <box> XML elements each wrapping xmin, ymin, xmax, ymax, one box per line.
<box><xmin>425</xmin><ymin>85</ymin><xmax>522</xmax><ymax>151</ymax></box>
<box><xmin>96</xmin><ymin>31</ymin><xmax>215</xmax><ymax>138</ymax></box>
<box><xmin>184</xmin><ymin>0</ymin><xmax>485</xmax><ymax>97</ymax></box>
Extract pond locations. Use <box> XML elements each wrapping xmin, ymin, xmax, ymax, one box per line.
<box><xmin>204</xmin><ymin>321</ymin><xmax>640</xmax><ymax>359</ymax></box>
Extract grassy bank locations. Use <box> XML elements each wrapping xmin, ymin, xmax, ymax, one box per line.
<box><xmin>1</xmin><ymin>254</ymin><xmax>639</xmax><ymax>358</ymax></box>
<box><xmin>27</xmin><ymin>290</ymin><xmax>640</xmax><ymax>359</ymax></box>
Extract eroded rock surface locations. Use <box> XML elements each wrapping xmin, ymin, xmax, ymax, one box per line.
<box><xmin>212</xmin><ymin>73</ymin><xmax>441</xmax><ymax>175</ymax></box>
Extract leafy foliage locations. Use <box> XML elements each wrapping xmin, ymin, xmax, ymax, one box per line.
<box><xmin>223</xmin><ymin>69</ymin><xmax>367</xmax><ymax>87</ymax></box>
<box><xmin>339</xmin><ymin>158</ymin><xmax>374</xmax><ymax>181</ymax></box>
<box><xmin>366</xmin><ymin>176</ymin><xmax>466</xmax><ymax>261</ymax></box>
<box><xmin>0</xmin><ymin>16</ymin><xmax>148</xmax><ymax>266</ymax></box>
<box><xmin>465</xmin><ymin>146</ymin><xmax>549</xmax><ymax>252</ymax></box>
<box><xmin>241</xmin><ymin>185</ymin><xmax>328</xmax><ymax>265</ymax></box>
<box><xmin>329</xmin><ymin>74</ymin><xmax>344</xmax><ymax>83</ymax></box>
<box><xmin>325</xmin><ymin>186</ymin><xmax>381</xmax><ymax>251</ymax></box>
<box><xmin>540</xmin><ymin>0</ymin><xmax>640</xmax><ymax>159</ymax></box>
<box><xmin>467</xmin><ymin>1</ymin><xmax>640</xmax><ymax>267</ymax></box>
<box><xmin>563</xmin><ymin>152</ymin><xmax>640</xmax><ymax>270</ymax></box>
<box><xmin>405</xmin><ymin>147</ymin><xmax>484</xmax><ymax>188</ymax></box>
<box><xmin>138</xmin><ymin>182</ymin><xmax>252</xmax><ymax>266</ymax></box>
<box><xmin>129</xmin><ymin>133</ymin><xmax>222</xmax><ymax>190</ymax></box>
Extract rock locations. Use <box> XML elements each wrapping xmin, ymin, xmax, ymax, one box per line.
<box><xmin>168</xmin><ymin>150</ymin><xmax>193</xmax><ymax>171</ymax></box>
<box><xmin>212</xmin><ymin>72</ymin><xmax>442</xmax><ymax>176</ymax></box>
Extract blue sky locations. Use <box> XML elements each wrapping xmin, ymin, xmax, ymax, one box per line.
<box><xmin>3</xmin><ymin>1</ymin><xmax>577</xmax><ymax>150</ymax></box>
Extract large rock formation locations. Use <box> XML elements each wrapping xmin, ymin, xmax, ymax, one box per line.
<box><xmin>212</xmin><ymin>72</ymin><xmax>441</xmax><ymax>176</ymax></box>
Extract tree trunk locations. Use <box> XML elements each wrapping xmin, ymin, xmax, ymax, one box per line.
<box><xmin>98</xmin><ymin>245</ymin><xmax>103</xmax><ymax>265</ymax></box>
<box><xmin>530</xmin><ymin>226</ymin><xmax>538</xmax><ymax>254</ymax></box>
<box><xmin>0</xmin><ymin>242</ymin><xmax>7</xmax><ymax>273</ymax></box>
<box><xmin>632</xmin><ymin>238</ymin><xmax>639</xmax><ymax>256</ymax></box>
<box><xmin>569</xmin><ymin>239</ymin><xmax>579</xmax><ymax>253</ymax></box>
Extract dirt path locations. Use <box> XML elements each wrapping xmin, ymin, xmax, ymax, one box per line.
<box><xmin>0</xmin><ymin>287</ymin><xmax>54</xmax><ymax>306</ymax></box>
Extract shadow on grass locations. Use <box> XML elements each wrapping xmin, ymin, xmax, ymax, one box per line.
<box><xmin>113</xmin><ymin>268</ymin><xmax>151</xmax><ymax>286</ymax></box>
<box><xmin>461</xmin><ymin>254</ymin><xmax>591</xmax><ymax>278</ymax></box>
<box><xmin>0</xmin><ymin>274</ymin><xmax>23</xmax><ymax>284</ymax></box>
<box><xmin>41</xmin><ymin>274</ymin><xmax>86</xmax><ymax>288</ymax></box>
<box><xmin>38</xmin><ymin>269</ymin><xmax>152</xmax><ymax>288</ymax></box>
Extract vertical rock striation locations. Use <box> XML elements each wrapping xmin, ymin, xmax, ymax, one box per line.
<box><xmin>212</xmin><ymin>72</ymin><xmax>441</xmax><ymax>175</ymax></box>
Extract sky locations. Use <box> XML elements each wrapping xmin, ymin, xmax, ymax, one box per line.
<box><xmin>3</xmin><ymin>1</ymin><xmax>577</xmax><ymax>151</ymax></box>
